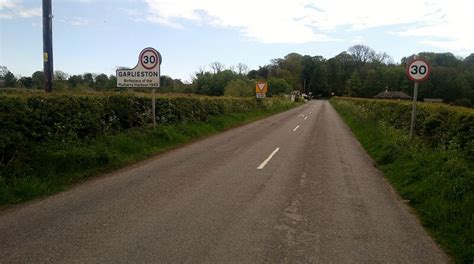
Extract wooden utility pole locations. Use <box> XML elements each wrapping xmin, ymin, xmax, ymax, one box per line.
<box><xmin>42</xmin><ymin>0</ymin><xmax>53</xmax><ymax>93</ymax></box>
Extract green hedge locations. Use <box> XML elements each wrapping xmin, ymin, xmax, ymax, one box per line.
<box><xmin>331</xmin><ymin>97</ymin><xmax>474</xmax><ymax>159</ymax></box>
<box><xmin>0</xmin><ymin>94</ymin><xmax>286</xmax><ymax>180</ymax></box>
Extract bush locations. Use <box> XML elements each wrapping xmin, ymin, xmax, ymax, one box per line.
<box><xmin>224</xmin><ymin>79</ymin><xmax>254</xmax><ymax>97</ymax></box>
<box><xmin>331</xmin><ymin>97</ymin><xmax>474</xmax><ymax>160</ymax></box>
<box><xmin>267</xmin><ymin>78</ymin><xmax>292</xmax><ymax>96</ymax></box>
<box><xmin>0</xmin><ymin>93</ymin><xmax>291</xmax><ymax>181</ymax></box>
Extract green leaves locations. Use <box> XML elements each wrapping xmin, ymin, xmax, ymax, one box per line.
<box><xmin>0</xmin><ymin>94</ymin><xmax>289</xmax><ymax>182</ymax></box>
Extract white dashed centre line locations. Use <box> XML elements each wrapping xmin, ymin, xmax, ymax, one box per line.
<box><xmin>304</xmin><ymin>116</ymin><xmax>308</xmax><ymax>120</ymax></box>
<box><xmin>293</xmin><ymin>125</ymin><xmax>300</xmax><ymax>132</ymax></box>
<box><xmin>257</xmin><ymin>148</ymin><xmax>280</xmax><ymax>170</ymax></box>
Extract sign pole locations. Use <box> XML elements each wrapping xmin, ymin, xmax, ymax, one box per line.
<box><xmin>152</xmin><ymin>88</ymin><xmax>156</xmax><ymax>127</ymax></box>
<box><xmin>409</xmin><ymin>81</ymin><xmax>418</xmax><ymax>138</ymax></box>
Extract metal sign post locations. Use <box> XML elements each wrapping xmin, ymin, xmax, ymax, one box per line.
<box><xmin>406</xmin><ymin>58</ymin><xmax>431</xmax><ymax>139</ymax></box>
<box><xmin>152</xmin><ymin>88</ymin><xmax>156</xmax><ymax>127</ymax></box>
<box><xmin>409</xmin><ymin>82</ymin><xmax>418</xmax><ymax>138</ymax></box>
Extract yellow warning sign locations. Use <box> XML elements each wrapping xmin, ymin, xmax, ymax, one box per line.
<box><xmin>256</xmin><ymin>81</ymin><xmax>268</xmax><ymax>93</ymax></box>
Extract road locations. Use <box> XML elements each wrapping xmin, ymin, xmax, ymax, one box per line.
<box><xmin>0</xmin><ymin>100</ymin><xmax>447</xmax><ymax>263</ymax></box>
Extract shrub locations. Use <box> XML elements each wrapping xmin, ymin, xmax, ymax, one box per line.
<box><xmin>0</xmin><ymin>93</ymin><xmax>291</xmax><ymax>181</ymax></box>
<box><xmin>331</xmin><ymin>97</ymin><xmax>474</xmax><ymax>159</ymax></box>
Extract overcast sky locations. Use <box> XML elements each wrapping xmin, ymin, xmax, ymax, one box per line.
<box><xmin>1</xmin><ymin>0</ymin><xmax>473</xmax><ymax>81</ymax></box>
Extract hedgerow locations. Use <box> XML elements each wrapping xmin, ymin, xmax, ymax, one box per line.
<box><xmin>0</xmin><ymin>94</ymin><xmax>289</xmax><ymax>181</ymax></box>
<box><xmin>331</xmin><ymin>97</ymin><xmax>474</xmax><ymax>160</ymax></box>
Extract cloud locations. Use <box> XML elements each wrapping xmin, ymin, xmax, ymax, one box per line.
<box><xmin>70</xmin><ymin>17</ymin><xmax>89</xmax><ymax>26</ymax></box>
<box><xmin>0</xmin><ymin>0</ymin><xmax>40</xmax><ymax>19</ymax></box>
<box><xmin>143</xmin><ymin>0</ymin><xmax>335</xmax><ymax>44</ymax></box>
<box><xmin>56</xmin><ymin>16</ymin><xmax>90</xmax><ymax>27</ymax></box>
<box><xmin>393</xmin><ymin>1</ymin><xmax>474</xmax><ymax>54</ymax></box>
<box><xmin>350</xmin><ymin>36</ymin><xmax>366</xmax><ymax>44</ymax></box>
<box><xmin>143</xmin><ymin>0</ymin><xmax>474</xmax><ymax>52</ymax></box>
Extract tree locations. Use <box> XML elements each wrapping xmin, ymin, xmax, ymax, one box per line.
<box><xmin>372</xmin><ymin>52</ymin><xmax>393</xmax><ymax>65</ymax></box>
<box><xmin>210</xmin><ymin>62</ymin><xmax>225</xmax><ymax>74</ymax></box>
<box><xmin>54</xmin><ymin>70</ymin><xmax>69</xmax><ymax>90</ymax></box>
<box><xmin>267</xmin><ymin>77</ymin><xmax>292</xmax><ymax>96</ymax></box>
<box><xmin>18</xmin><ymin>77</ymin><xmax>33</xmax><ymax>88</ymax></box>
<box><xmin>160</xmin><ymin>75</ymin><xmax>175</xmax><ymax>88</ymax></box>
<box><xmin>94</xmin><ymin>74</ymin><xmax>109</xmax><ymax>89</ymax></box>
<box><xmin>347</xmin><ymin>71</ymin><xmax>362</xmax><ymax>97</ymax></box>
<box><xmin>4</xmin><ymin>71</ymin><xmax>17</xmax><ymax>87</ymax></box>
<box><xmin>193</xmin><ymin>69</ymin><xmax>237</xmax><ymax>96</ymax></box>
<box><xmin>235</xmin><ymin>63</ymin><xmax>249</xmax><ymax>75</ymax></box>
<box><xmin>247</xmin><ymin>66</ymin><xmax>269</xmax><ymax>80</ymax></box>
<box><xmin>348</xmin><ymin>45</ymin><xmax>375</xmax><ymax>64</ymax></box>
<box><xmin>83</xmin><ymin>73</ymin><xmax>94</xmax><ymax>87</ymax></box>
<box><xmin>327</xmin><ymin>52</ymin><xmax>355</xmax><ymax>95</ymax></box>
<box><xmin>418</xmin><ymin>52</ymin><xmax>460</xmax><ymax>67</ymax></box>
<box><xmin>54</xmin><ymin>70</ymin><xmax>68</xmax><ymax>81</ymax></box>
<box><xmin>362</xmin><ymin>69</ymin><xmax>384</xmax><ymax>97</ymax></box>
<box><xmin>270</xmin><ymin>53</ymin><xmax>304</xmax><ymax>91</ymax></box>
<box><xmin>107</xmin><ymin>75</ymin><xmax>117</xmax><ymax>89</ymax></box>
<box><xmin>32</xmin><ymin>71</ymin><xmax>44</xmax><ymax>88</ymax></box>
<box><xmin>0</xmin><ymin>66</ymin><xmax>8</xmax><ymax>78</ymax></box>
<box><xmin>381</xmin><ymin>66</ymin><xmax>405</xmax><ymax>91</ymax></box>
<box><xmin>463</xmin><ymin>53</ymin><xmax>474</xmax><ymax>69</ymax></box>
<box><xmin>68</xmin><ymin>75</ymin><xmax>83</xmax><ymax>88</ymax></box>
<box><xmin>224</xmin><ymin>79</ymin><xmax>254</xmax><ymax>97</ymax></box>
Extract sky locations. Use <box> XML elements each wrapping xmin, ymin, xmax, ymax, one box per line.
<box><xmin>1</xmin><ymin>0</ymin><xmax>473</xmax><ymax>82</ymax></box>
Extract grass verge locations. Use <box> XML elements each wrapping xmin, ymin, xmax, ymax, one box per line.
<box><xmin>331</xmin><ymin>99</ymin><xmax>473</xmax><ymax>263</ymax></box>
<box><xmin>0</xmin><ymin>103</ymin><xmax>298</xmax><ymax>208</ymax></box>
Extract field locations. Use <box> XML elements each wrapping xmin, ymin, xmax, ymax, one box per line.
<box><xmin>0</xmin><ymin>90</ymin><xmax>296</xmax><ymax>207</ymax></box>
<box><xmin>331</xmin><ymin>97</ymin><xmax>473</xmax><ymax>263</ymax></box>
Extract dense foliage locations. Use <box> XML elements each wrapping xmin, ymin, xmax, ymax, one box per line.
<box><xmin>0</xmin><ymin>93</ymin><xmax>286</xmax><ymax>180</ymax></box>
<box><xmin>331</xmin><ymin>97</ymin><xmax>473</xmax><ymax>263</ymax></box>
<box><xmin>248</xmin><ymin>48</ymin><xmax>474</xmax><ymax>106</ymax></box>
<box><xmin>331</xmin><ymin>97</ymin><xmax>474</xmax><ymax>159</ymax></box>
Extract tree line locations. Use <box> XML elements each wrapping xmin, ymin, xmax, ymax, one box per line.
<box><xmin>1</xmin><ymin>45</ymin><xmax>473</xmax><ymax>107</ymax></box>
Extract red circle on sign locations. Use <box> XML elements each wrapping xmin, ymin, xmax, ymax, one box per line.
<box><xmin>139</xmin><ymin>48</ymin><xmax>160</xmax><ymax>70</ymax></box>
<box><xmin>406</xmin><ymin>58</ymin><xmax>431</xmax><ymax>82</ymax></box>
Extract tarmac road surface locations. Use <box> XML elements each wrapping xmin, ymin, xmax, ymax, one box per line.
<box><xmin>0</xmin><ymin>100</ymin><xmax>448</xmax><ymax>263</ymax></box>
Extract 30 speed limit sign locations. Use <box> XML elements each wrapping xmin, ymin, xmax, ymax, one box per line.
<box><xmin>406</xmin><ymin>59</ymin><xmax>431</xmax><ymax>82</ymax></box>
<box><xmin>139</xmin><ymin>48</ymin><xmax>161</xmax><ymax>70</ymax></box>
<box><xmin>406</xmin><ymin>57</ymin><xmax>431</xmax><ymax>139</ymax></box>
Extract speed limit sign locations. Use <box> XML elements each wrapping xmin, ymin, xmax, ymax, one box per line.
<box><xmin>139</xmin><ymin>48</ymin><xmax>161</xmax><ymax>70</ymax></box>
<box><xmin>406</xmin><ymin>57</ymin><xmax>431</xmax><ymax>139</ymax></box>
<box><xmin>406</xmin><ymin>59</ymin><xmax>431</xmax><ymax>82</ymax></box>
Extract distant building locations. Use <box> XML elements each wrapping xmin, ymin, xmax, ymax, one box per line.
<box><xmin>374</xmin><ymin>89</ymin><xmax>411</xmax><ymax>100</ymax></box>
<box><xmin>0</xmin><ymin>79</ymin><xmax>5</xmax><ymax>88</ymax></box>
